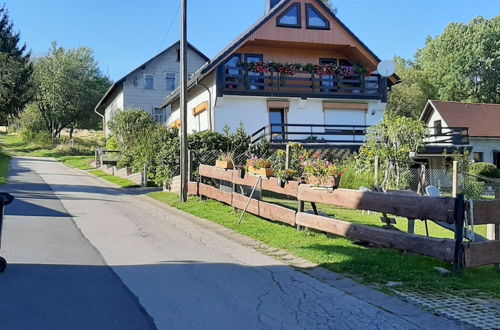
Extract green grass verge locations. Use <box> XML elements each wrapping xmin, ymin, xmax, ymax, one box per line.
<box><xmin>0</xmin><ymin>151</ymin><xmax>11</xmax><ymax>186</ymax></box>
<box><xmin>89</xmin><ymin>170</ymin><xmax>139</xmax><ymax>188</ymax></box>
<box><xmin>148</xmin><ymin>192</ymin><xmax>500</xmax><ymax>297</ymax></box>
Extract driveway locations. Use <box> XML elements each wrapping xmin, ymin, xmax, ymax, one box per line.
<box><xmin>0</xmin><ymin>157</ymin><xmax>465</xmax><ymax>329</ymax></box>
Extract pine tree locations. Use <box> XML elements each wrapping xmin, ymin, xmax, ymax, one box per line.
<box><xmin>0</xmin><ymin>4</ymin><xmax>33</xmax><ymax>120</ymax></box>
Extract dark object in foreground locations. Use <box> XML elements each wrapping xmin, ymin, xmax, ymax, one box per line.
<box><xmin>0</xmin><ymin>193</ymin><xmax>14</xmax><ymax>273</ymax></box>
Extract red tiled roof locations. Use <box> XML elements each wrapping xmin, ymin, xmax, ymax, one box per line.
<box><xmin>429</xmin><ymin>101</ymin><xmax>500</xmax><ymax>137</ymax></box>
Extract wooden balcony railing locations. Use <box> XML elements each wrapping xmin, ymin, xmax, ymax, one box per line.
<box><xmin>218</xmin><ymin>67</ymin><xmax>387</xmax><ymax>101</ymax></box>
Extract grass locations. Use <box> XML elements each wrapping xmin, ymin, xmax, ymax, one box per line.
<box><xmin>89</xmin><ymin>170</ymin><xmax>139</xmax><ymax>188</ymax></box>
<box><xmin>0</xmin><ymin>151</ymin><xmax>11</xmax><ymax>186</ymax></box>
<box><xmin>148</xmin><ymin>192</ymin><xmax>500</xmax><ymax>297</ymax></box>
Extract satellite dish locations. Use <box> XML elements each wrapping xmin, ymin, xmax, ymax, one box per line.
<box><xmin>377</xmin><ymin>61</ymin><xmax>396</xmax><ymax>77</ymax></box>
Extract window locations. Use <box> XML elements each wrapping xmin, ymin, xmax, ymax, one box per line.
<box><xmin>473</xmin><ymin>152</ymin><xmax>484</xmax><ymax>163</ymax></box>
<box><xmin>320</xmin><ymin>58</ymin><xmax>337</xmax><ymax>91</ymax></box>
<box><xmin>144</xmin><ymin>74</ymin><xmax>154</xmax><ymax>90</ymax></box>
<box><xmin>494</xmin><ymin>151</ymin><xmax>500</xmax><ymax>169</ymax></box>
<box><xmin>166</xmin><ymin>73</ymin><xmax>175</xmax><ymax>90</ymax></box>
<box><xmin>152</xmin><ymin>107</ymin><xmax>165</xmax><ymax>123</ymax></box>
<box><xmin>277</xmin><ymin>3</ymin><xmax>301</xmax><ymax>28</ymax></box>
<box><xmin>306</xmin><ymin>4</ymin><xmax>330</xmax><ymax>29</ymax></box>
<box><xmin>176</xmin><ymin>49</ymin><xmax>180</xmax><ymax>62</ymax></box>
<box><xmin>224</xmin><ymin>54</ymin><xmax>242</xmax><ymax>89</ymax></box>
<box><xmin>434</xmin><ymin>120</ymin><xmax>442</xmax><ymax>135</ymax></box>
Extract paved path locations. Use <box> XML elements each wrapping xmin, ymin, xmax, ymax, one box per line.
<box><xmin>0</xmin><ymin>157</ymin><xmax>466</xmax><ymax>329</ymax></box>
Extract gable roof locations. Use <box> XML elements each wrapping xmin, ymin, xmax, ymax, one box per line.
<box><xmin>421</xmin><ymin>100</ymin><xmax>500</xmax><ymax>137</ymax></box>
<box><xmin>95</xmin><ymin>41</ymin><xmax>209</xmax><ymax>111</ymax></box>
<box><xmin>162</xmin><ymin>0</ymin><xmax>398</xmax><ymax>108</ymax></box>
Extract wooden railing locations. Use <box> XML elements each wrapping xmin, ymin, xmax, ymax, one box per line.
<box><xmin>189</xmin><ymin>164</ymin><xmax>500</xmax><ymax>270</ymax></box>
<box><xmin>218</xmin><ymin>67</ymin><xmax>386</xmax><ymax>100</ymax></box>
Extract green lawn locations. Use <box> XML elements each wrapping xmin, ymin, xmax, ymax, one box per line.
<box><xmin>89</xmin><ymin>170</ymin><xmax>139</xmax><ymax>188</ymax></box>
<box><xmin>0</xmin><ymin>151</ymin><xmax>11</xmax><ymax>186</ymax></box>
<box><xmin>149</xmin><ymin>192</ymin><xmax>500</xmax><ymax>297</ymax></box>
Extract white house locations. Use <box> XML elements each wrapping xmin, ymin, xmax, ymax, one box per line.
<box><xmin>162</xmin><ymin>0</ymin><xmax>399</xmax><ymax>152</ymax></box>
<box><xmin>420</xmin><ymin>100</ymin><xmax>500</xmax><ymax>168</ymax></box>
<box><xmin>95</xmin><ymin>41</ymin><xmax>209</xmax><ymax>136</ymax></box>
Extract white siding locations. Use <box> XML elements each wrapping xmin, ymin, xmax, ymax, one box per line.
<box><xmin>104</xmin><ymin>88</ymin><xmax>124</xmax><ymax>136</ymax></box>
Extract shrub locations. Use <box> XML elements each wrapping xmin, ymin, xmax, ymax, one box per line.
<box><xmin>339</xmin><ymin>169</ymin><xmax>375</xmax><ymax>190</ymax></box>
<box><xmin>469</xmin><ymin>162</ymin><xmax>500</xmax><ymax>178</ymax></box>
<box><xmin>106</xmin><ymin>135</ymin><xmax>119</xmax><ymax>151</ymax></box>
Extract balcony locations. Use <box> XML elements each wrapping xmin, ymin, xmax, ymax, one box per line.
<box><xmin>251</xmin><ymin>124</ymin><xmax>470</xmax><ymax>148</ymax></box>
<box><xmin>218</xmin><ymin>66</ymin><xmax>387</xmax><ymax>101</ymax></box>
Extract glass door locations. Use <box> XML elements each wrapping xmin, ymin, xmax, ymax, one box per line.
<box><xmin>269</xmin><ymin>108</ymin><xmax>285</xmax><ymax>141</ymax></box>
<box><xmin>245</xmin><ymin>54</ymin><xmax>264</xmax><ymax>90</ymax></box>
<box><xmin>320</xmin><ymin>58</ymin><xmax>337</xmax><ymax>92</ymax></box>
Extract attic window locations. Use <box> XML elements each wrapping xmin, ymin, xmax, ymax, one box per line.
<box><xmin>306</xmin><ymin>4</ymin><xmax>330</xmax><ymax>30</ymax></box>
<box><xmin>277</xmin><ymin>3</ymin><xmax>301</xmax><ymax>28</ymax></box>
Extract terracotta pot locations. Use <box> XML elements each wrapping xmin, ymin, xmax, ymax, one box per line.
<box><xmin>216</xmin><ymin>160</ymin><xmax>233</xmax><ymax>169</ymax></box>
<box><xmin>247</xmin><ymin>166</ymin><xmax>274</xmax><ymax>177</ymax></box>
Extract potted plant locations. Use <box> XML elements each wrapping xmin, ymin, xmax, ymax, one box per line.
<box><xmin>275</xmin><ymin>169</ymin><xmax>298</xmax><ymax>188</ymax></box>
<box><xmin>246</xmin><ymin>157</ymin><xmax>274</xmax><ymax>177</ymax></box>
<box><xmin>237</xmin><ymin>165</ymin><xmax>245</xmax><ymax>179</ymax></box>
<box><xmin>216</xmin><ymin>153</ymin><xmax>234</xmax><ymax>169</ymax></box>
<box><xmin>302</xmin><ymin>154</ymin><xmax>343</xmax><ymax>189</ymax></box>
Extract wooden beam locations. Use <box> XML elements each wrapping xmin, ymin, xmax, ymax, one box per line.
<box><xmin>199</xmin><ymin>165</ymin><xmax>233</xmax><ymax>182</ymax></box>
<box><xmin>232</xmin><ymin>192</ymin><xmax>259</xmax><ymax>215</ymax></box>
<box><xmin>259</xmin><ymin>201</ymin><xmax>296</xmax><ymax>226</ymax></box>
<box><xmin>295</xmin><ymin>212</ymin><xmax>455</xmax><ymax>262</ymax></box>
<box><xmin>232</xmin><ymin>171</ymin><xmax>261</xmax><ymax>187</ymax></box>
<box><xmin>464</xmin><ymin>241</ymin><xmax>500</xmax><ymax>268</ymax></box>
<box><xmin>297</xmin><ymin>186</ymin><xmax>456</xmax><ymax>223</ymax></box>
<box><xmin>469</xmin><ymin>200</ymin><xmax>500</xmax><ymax>225</ymax></box>
<box><xmin>188</xmin><ymin>182</ymin><xmax>199</xmax><ymax>196</ymax></box>
<box><xmin>199</xmin><ymin>183</ymin><xmax>232</xmax><ymax>205</ymax></box>
<box><xmin>260</xmin><ymin>177</ymin><xmax>299</xmax><ymax>197</ymax></box>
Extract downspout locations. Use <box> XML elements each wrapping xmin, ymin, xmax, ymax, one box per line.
<box><xmin>94</xmin><ymin>107</ymin><xmax>106</xmax><ymax>135</ymax></box>
<box><xmin>196</xmin><ymin>80</ymin><xmax>214</xmax><ymax>131</ymax></box>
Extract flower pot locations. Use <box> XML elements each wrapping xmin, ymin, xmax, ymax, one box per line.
<box><xmin>307</xmin><ymin>175</ymin><xmax>341</xmax><ymax>189</ymax></box>
<box><xmin>248</xmin><ymin>166</ymin><xmax>274</xmax><ymax>177</ymax></box>
<box><xmin>238</xmin><ymin>167</ymin><xmax>245</xmax><ymax>179</ymax></box>
<box><xmin>216</xmin><ymin>160</ymin><xmax>233</xmax><ymax>169</ymax></box>
<box><xmin>277</xmin><ymin>178</ymin><xmax>286</xmax><ymax>188</ymax></box>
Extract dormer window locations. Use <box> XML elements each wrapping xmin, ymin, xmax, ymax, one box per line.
<box><xmin>277</xmin><ymin>3</ymin><xmax>301</xmax><ymax>28</ymax></box>
<box><xmin>306</xmin><ymin>4</ymin><xmax>330</xmax><ymax>30</ymax></box>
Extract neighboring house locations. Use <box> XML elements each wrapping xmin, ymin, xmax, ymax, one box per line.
<box><xmin>419</xmin><ymin>100</ymin><xmax>500</xmax><ymax>169</ymax></box>
<box><xmin>95</xmin><ymin>41</ymin><xmax>209</xmax><ymax>136</ymax></box>
<box><xmin>162</xmin><ymin>0</ymin><xmax>399</xmax><ymax>152</ymax></box>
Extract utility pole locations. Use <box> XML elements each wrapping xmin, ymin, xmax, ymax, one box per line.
<box><xmin>179</xmin><ymin>0</ymin><xmax>188</xmax><ymax>202</ymax></box>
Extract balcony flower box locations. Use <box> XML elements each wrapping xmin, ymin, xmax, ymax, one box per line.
<box><xmin>216</xmin><ymin>160</ymin><xmax>233</xmax><ymax>170</ymax></box>
<box><xmin>247</xmin><ymin>166</ymin><xmax>274</xmax><ymax>177</ymax></box>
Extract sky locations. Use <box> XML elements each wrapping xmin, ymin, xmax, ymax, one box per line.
<box><xmin>4</xmin><ymin>0</ymin><xmax>500</xmax><ymax>81</ymax></box>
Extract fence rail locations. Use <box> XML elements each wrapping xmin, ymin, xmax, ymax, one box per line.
<box><xmin>193</xmin><ymin>164</ymin><xmax>500</xmax><ymax>269</ymax></box>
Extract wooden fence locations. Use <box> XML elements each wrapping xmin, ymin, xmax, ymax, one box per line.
<box><xmin>191</xmin><ymin>165</ymin><xmax>500</xmax><ymax>270</ymax></box>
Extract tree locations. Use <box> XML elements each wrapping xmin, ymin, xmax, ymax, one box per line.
<box><xmin>32</xmin><ymin>43</ymin><xmax>111</xmax><ymax>138</ymax></box>
<box><xmin>416</xmin><ymin>16</ymin><xmax>500</xmax><ymax>104</ymax></box>
<box><xmin>0</xmin><ymin>5</ymin><xmax>33</xmax><ymax>119</ymax></box>
<box><xmin>358</xmin><ymin>115</ymin><xmax>427</xmax><ymax>190</ymax></box>
<box><xmin>386</xmin><ymin>57</ymin><xmax>436</xmax><ymax>119</ymax></box>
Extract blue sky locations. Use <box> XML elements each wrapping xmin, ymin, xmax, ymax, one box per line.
<box><xmin>5</xmin><ymin>0</ymin><xmax>499</xmax><ymax>81</ymax></box>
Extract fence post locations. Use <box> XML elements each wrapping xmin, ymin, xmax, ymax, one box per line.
<box><xmin>452</xmin><ymin>160</ymin><xmax>459</xmax><ymax>198</ymax></box>
<box><xmin>187</xmin><ymin>150</ymin><xmax>193</xmax><ymax>182</ymax></box>
<box><xmin>374</xmin><ymin>156</ymin><xmax>380</xmax><ymax>187</ymax></box>
<box><xmin>454</xmin><ymin>193</ymin><xmax>465</xmax><ymax>271</ymax></box>
<box><xmin>94</xmin><ymin>150</ymin><xmax>98</xmax><ymax>168</ymax></box>
<box><xmin>142</xmin><ymin>164</ymin><xmax>147</xmax><ymax>187</ymax></box>
<box><xmin>487</xmin><ymin>188</ymin><xmax>500</xmax><ymax>268</ymax></box>
<box><xmin>285</xmin><ymin>144</ymin><xmax>291</xmax><ymax>170</ymax></box>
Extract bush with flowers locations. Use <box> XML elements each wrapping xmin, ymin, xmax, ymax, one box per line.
<box><xmin>245</xmin><ymin>157</ymin><xmax>272</xmax><ymax>170</ymax></box>
<box><xmin>301</xmin><ymin>151</ymin><xmax>343</xmax><ymax>187</ymax></box>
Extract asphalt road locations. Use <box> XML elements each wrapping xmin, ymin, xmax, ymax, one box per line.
<box><xmin>0</xmin><ymin>157</ymin><xmax>465</xmax><ymax>330</ymax></box>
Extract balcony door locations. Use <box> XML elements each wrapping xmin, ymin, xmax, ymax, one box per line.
<box><xmin>269</xmin><ymin>108</ymin><xmax>286</xmax><ymax>141</ymax></box>
<box><xmin>319</xmin><ymin>58</ymin><xmax>337</xmax><ymax>92</ymax></box>
<box><xmin>245</xmin><ymin>54</ymin><xmax>264</xmax><ymax>90</ymax></box>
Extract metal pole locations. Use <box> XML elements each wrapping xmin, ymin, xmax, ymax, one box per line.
<box><xmin>179</xmin><ymin>0</ymin><xmax>188</xmax><ymax>202</ymax></box>
<box><xmin>454</xmin><ymin>193</ymin><xmax>465</xmax><ymax>272</ymax></box>
<box><xmin>452</xmin><ymin>160</ymin><xmax>459</xmax><ymax>198</ymax></box>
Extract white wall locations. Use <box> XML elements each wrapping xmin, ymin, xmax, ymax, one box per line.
<box><xmin>122</xmin><ymin>46</ymin><xmax>207</xmax><ymax>118</ymax></box>
<box><xmin>470</xmin><ymin>138</ymin><xmax>500</xmax><ymax>164</ymax></box>
<box><xmin>104</xmin><ymin>88</ymin><xmax>124</xmax><ymax>136</ymax></box>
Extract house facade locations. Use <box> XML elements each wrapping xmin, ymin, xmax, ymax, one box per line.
<box><xmin>420</xmin><ymin>100</ymin><xmax>500</xmax><ymax>168</ymax></box>
<box><xmin>162</xmin><ymin>0</ymin><xmax>398</xmax><ymax>150</ymax></box>
<box><xmin>95</xmin><ymin>41</ymin><xmax>209</xmax><ymax>136</ymax></box>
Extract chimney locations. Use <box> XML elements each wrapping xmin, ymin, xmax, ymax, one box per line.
<box><xmin>266</xmin><ymin>0</ymin><xmax>280</xmax><ymax>13</ymax></box>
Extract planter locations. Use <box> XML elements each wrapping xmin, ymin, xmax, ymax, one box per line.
<box><xmin>247</xmin><ymin>166</ymin><xmax>274</xmax><ymax>177</ymax></box>
<box><xmin>277</xmin><ymin>178</ymin><xmax>286</xmax><ymax>188</ymax></box>
<box><xmin>307</xmin><ymin>175</ymin><xmax>341</xmax><ymax>189</ymax></box>
<box><xmin>216</xmin><ymin>160</ymin><xmax>233</xmax><ymax>170</ymax></box>
<box><xmin>238</xmin><ymin>167</ymin><xmax>245</xmax><ymax>179</ymax></box>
